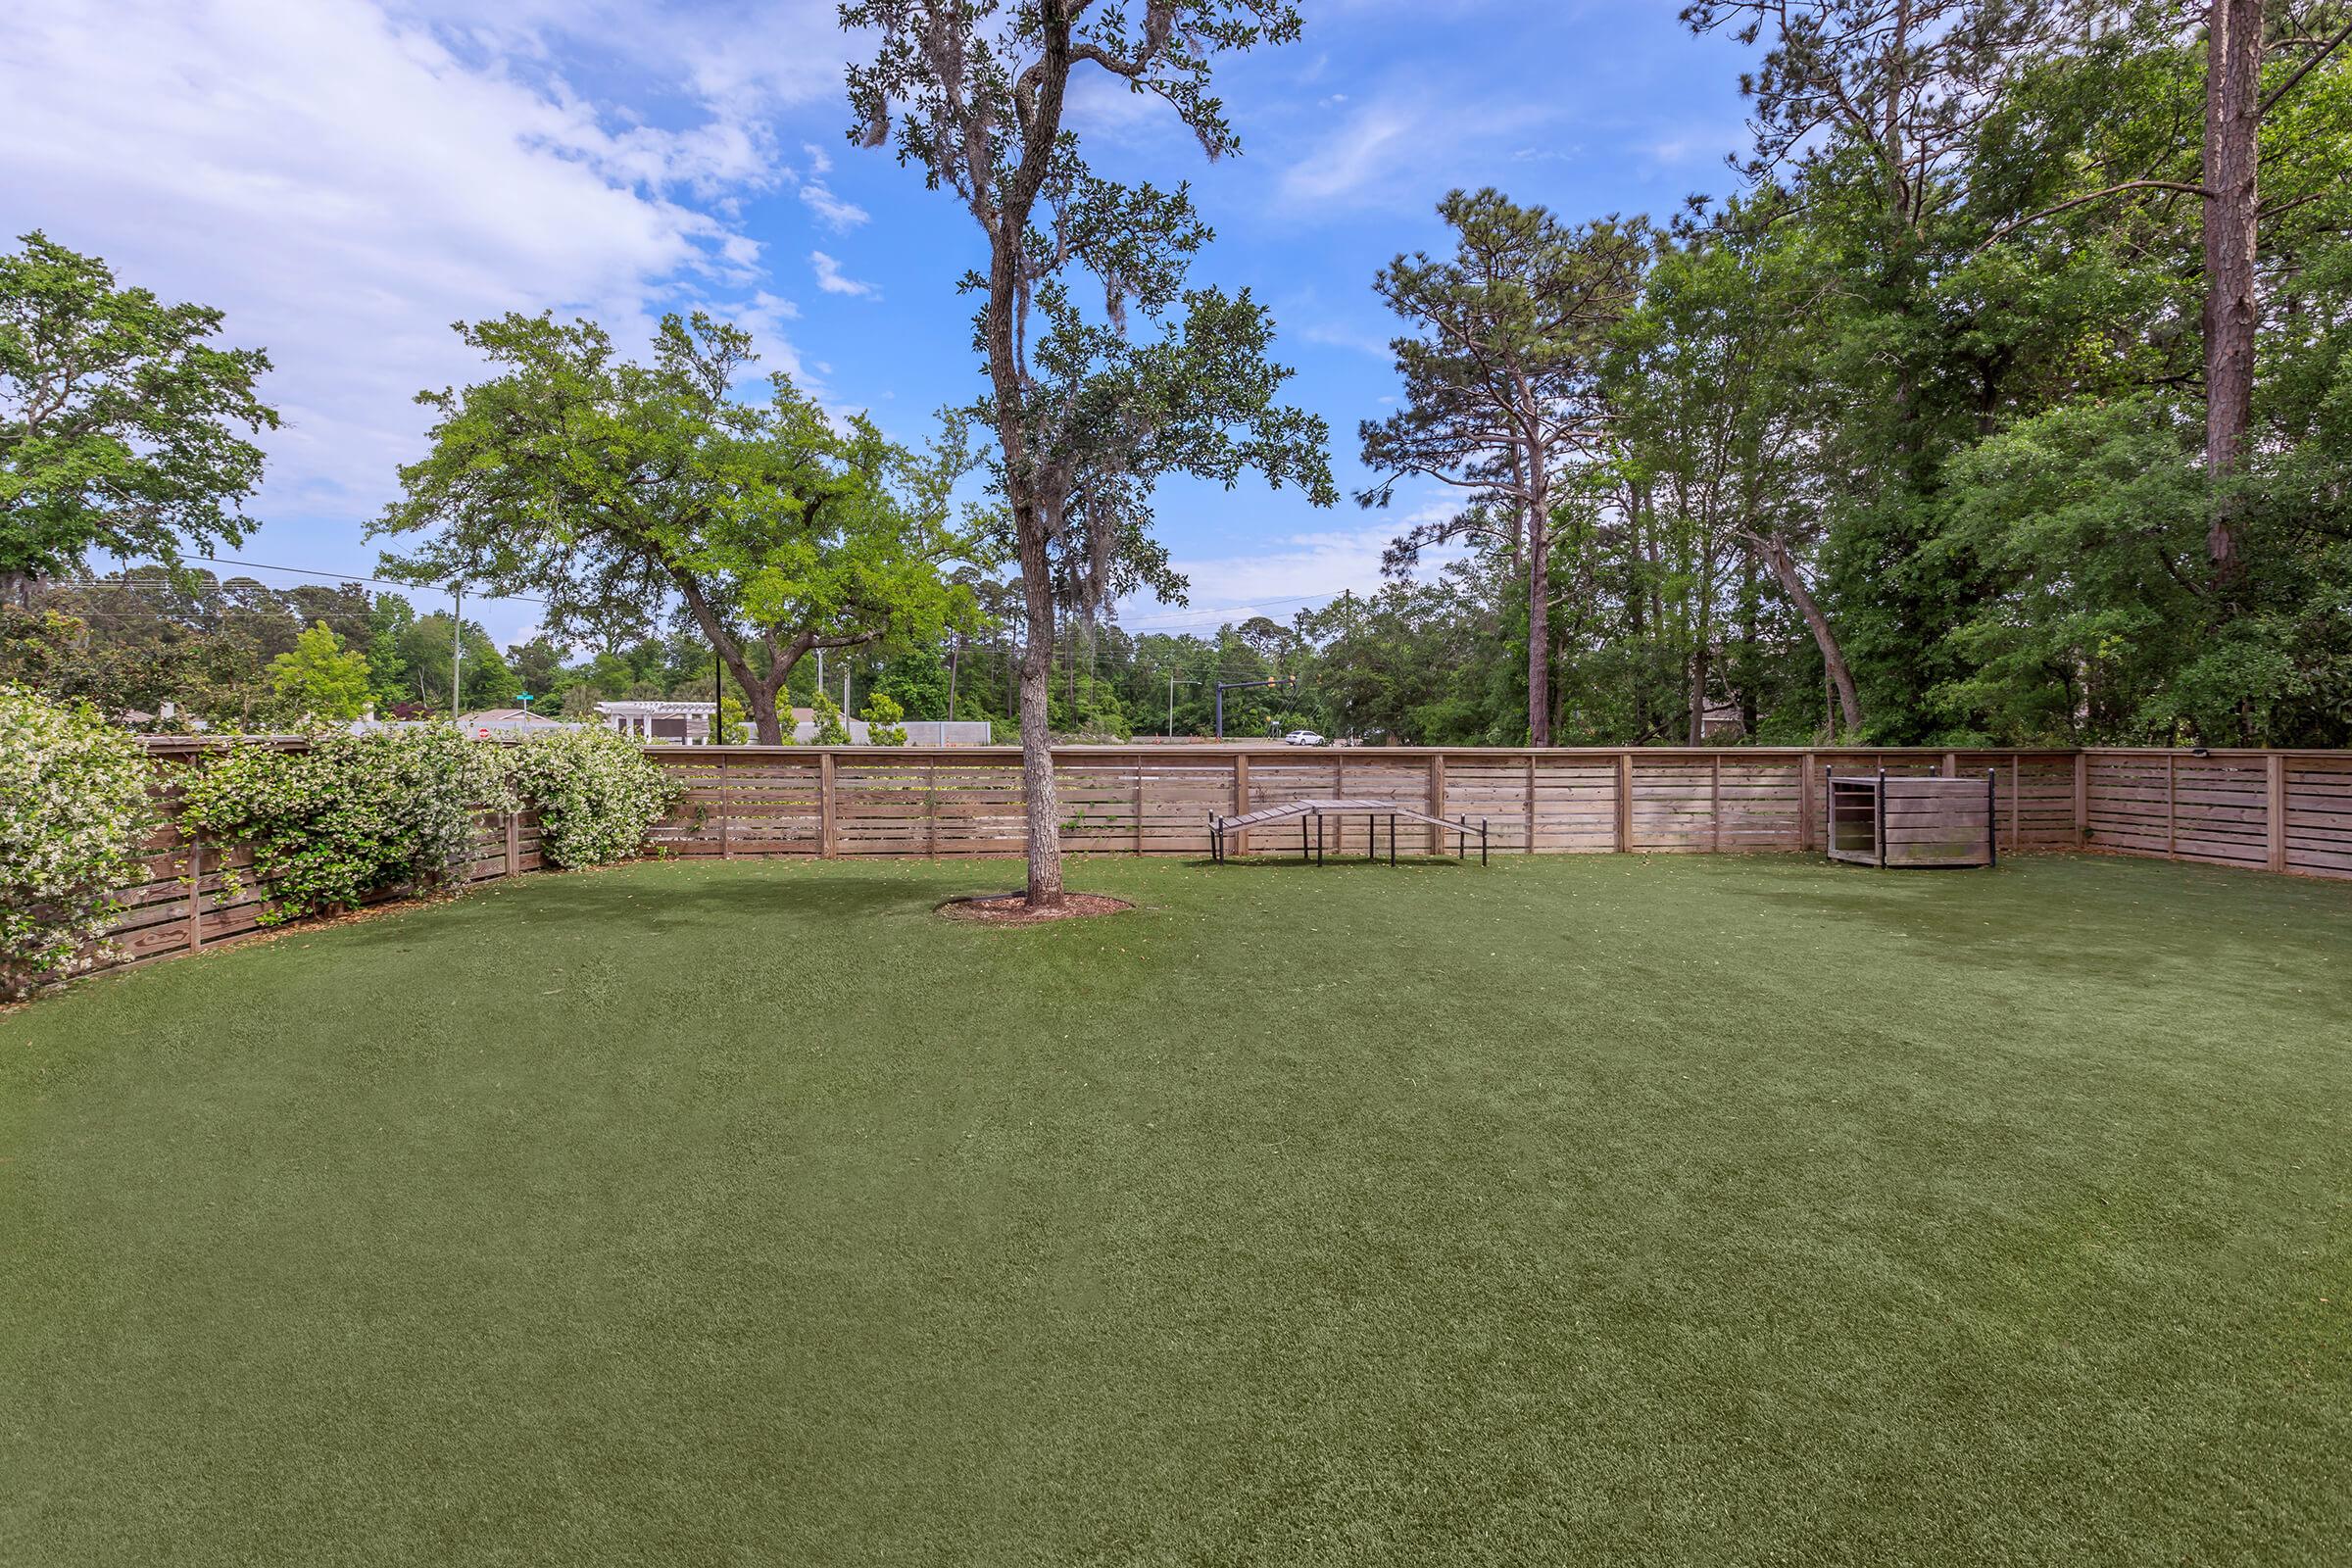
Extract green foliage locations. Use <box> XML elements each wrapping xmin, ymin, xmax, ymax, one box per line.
<box><xmin>805</xmin><ymin>692</ymin><xmax>851</xmax><ymax>745</ymax></box>
<box><xmin>0</xmin><ymin>685</ymin><xmax>155</xmax><ymax>996</ymax></box>
<box><xmin>0</xmin><ymin>606</ymin><xmax>82</xmax><ymax>695</ymax></box>
<box><xmin>178</xmin><ymin>728</ymin><xmax>510</xmax><ymax>924</ymax></box>
<box><xmin>269</xmin><ymin>622</ymin><xmax>373</xmax><ymax>721</ymax></box>
<box><xmin>371</xmin><ymin>309</ymin><xmax>989</xmax><ymax>744</ymax></box>
<box><xmin>0</xmin><ymin>231</ymin><xmax>277</xmax><ymax>594</ymax></box>
<box><xmin>504</xmin><ymin>726</ymin><xmax>682</xmax><ymax>868</ymax></box>
<box><xmin>873</xmin><ymin>646</ymin><xmax>951</xmax><ymax>720</ymax></box>
<box><xmin>1928</xmin><ymin>395</ymin><xmax>2207</xmax><ymax>741</ymax></box>
<box><xmin>858</xmin><ymin>692</ymin><xmax>907</xmax><ymax>746</ymax></box>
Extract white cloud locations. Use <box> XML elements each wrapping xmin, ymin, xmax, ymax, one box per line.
<box><xmin>1280</xmin><ymin>102</ymin><xmax>1420</xmax><ymax>202</ymax></box>
<box><xmin>793</xmin><ymin>136</ymin><xmax>871</xmax><ymax>228</ymax></box>
<box><xmin>799</xmin><ymin>182</ymin><xmax>870</xmax><ymax>230</ymax></box>
<box><xmin>809</xmin><ymin>250</ymin><xmax>878</xmax><ymax>298</ymax></box>
<box><xmin>1277</xmin><ymin>93</ymin><xmax>1559</xmax><ymax>208</ymax></box>
<box><xmin>1296</xmin><ymin>319</ymin><xmax>1395</xmax><ymax>360</ymax></box>
<box><xmin>0</xmin><ymin>0</ymin><xmax>845</xmax><ymax>538</ymax></box>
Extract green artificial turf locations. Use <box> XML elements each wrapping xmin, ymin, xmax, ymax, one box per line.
<box><xmin>3</xmin><ymin>852</ymin><xmax>2348</xmax><ymax>1566</ymax></box>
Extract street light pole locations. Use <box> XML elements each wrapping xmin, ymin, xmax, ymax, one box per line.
<box><xmin>1214</xmin><ymin>676</ymin><xmax>1289</xmax><ymax>740</ymax></box>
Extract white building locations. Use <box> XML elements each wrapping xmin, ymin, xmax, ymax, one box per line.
<box><xmin>596</xmin><ymin>700</ymin><xmax>716</xmax><ymax>745</ymax></box>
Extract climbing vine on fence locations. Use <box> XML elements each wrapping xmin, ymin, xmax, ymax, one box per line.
<box><xmin>506</xmin><ymin>726</ymin><xmax>681</xmax><ymax>868</ymax></box>
<box><xmin>179</xmin><ymin>727</ymin><xmax>512</xmax><ymax>924</ymax></box>
<box><xmin>1</xmin><ymin>686</ymin><xmax>157</xmax><ymax>998</ymax></box>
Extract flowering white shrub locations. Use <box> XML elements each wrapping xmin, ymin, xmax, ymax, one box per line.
<box><xmin>179</xmin><ymin>725</ymin><xmax>513</xmax><ymax>923</ymax></box>
<box><xmin>0</xmin><ymin>686</ymin><xmax>157</xmax><ymax>997</ymax></box>
<box><xmin>506</xmin><ymin>725</ymin><xmax>681</xmax><ymax>867</ymax></box>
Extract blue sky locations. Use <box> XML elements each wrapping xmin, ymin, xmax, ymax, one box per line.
<box><xmin>2</xmin><ymin>1</ymin><xmax>1761</xmax><ymax>647</ymax></box>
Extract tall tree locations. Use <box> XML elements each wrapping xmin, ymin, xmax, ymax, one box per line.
<box><xmin>373</xmin><ymin>311</ymin><xmax>987</xmax><ymax>745</ymax></box>
<box><xmin>1960</xmin><ymin>3</ymin><xmax>2352</xmax><ymax>620</ymax></box>
<box><xmin>269</xmin><ymin>622</ymin><xmax>373</xmax><ymax>722</ymax></box>
<box><xmin>1607</xmin><ymin>227</ymin><xmax>1865</xmax><ymax>734</ymax></box>
<box><xmin>844</xmin><ymin>0</ymin><xmax>1334</xmax><ymax>906</ymax></box>
<box><xmin>0</xmin><ymin>231</ymin><xmax>277</xmax><ymax>607</ymax></box>
<box><xmin>1360</xmin><ymin>189</ymin><xmax>1647</xmax><ymax>745</ymax></box>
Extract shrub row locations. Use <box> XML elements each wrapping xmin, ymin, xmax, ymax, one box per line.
<box><xmin>2</xmin><ymin>689</ymin><xmax>680</xmax><ymax>997</ymax></box>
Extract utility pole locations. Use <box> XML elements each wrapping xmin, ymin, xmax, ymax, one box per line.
<box><xmin>712</xmin><ymin>648</ymin><xmax>723</xmax><ymax>747</ymax></box>
<box><xmin>450</xmin><ymin>581</ymin><xmax>464</xmax><ymax>721</ymax></box>
<box><xmin>1167</xmin><ymin>670</ymin><xmax>1175</xmax><ymax>736</ymax></box>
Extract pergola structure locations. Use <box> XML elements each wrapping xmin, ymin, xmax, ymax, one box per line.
<box><xmin>1210</xmin><ymin>798</ymin><xmax>1489</xmax><ymax>866</ymax></box>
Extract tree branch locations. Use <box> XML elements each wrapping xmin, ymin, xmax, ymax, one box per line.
<box><xmin>2259</xmin><ymin>17</ymin><xmax>2352</xmax><ymax>118</ymax></box>
<box><xmin>1971</xmin><ymin>179</ymin><xmax>2214</xmax><ymax>256</ymax></box>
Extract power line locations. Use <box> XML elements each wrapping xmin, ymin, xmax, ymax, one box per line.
<box><xmin>75</xmin><ymin>555</ymin><xmax>553</xmax><ymax>608</ymax></box>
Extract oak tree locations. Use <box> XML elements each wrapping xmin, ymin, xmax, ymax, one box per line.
<box><xmin>372</xmin><ymin>311</ymin><xmax>987</xmax><ymax>745</ymax></box>
<box><xmin>0</xmin><ymin>232</ymin><xmax>276</xmax><ymax>608</ymax></box>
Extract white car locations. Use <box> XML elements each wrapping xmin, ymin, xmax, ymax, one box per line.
<box><xmin>1282</xmin><ymin>729</ymin><xmax>1328</xmax><ymax>747</ymax></box>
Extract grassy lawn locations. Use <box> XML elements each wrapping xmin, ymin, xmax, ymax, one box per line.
<box><xmin>4</xmin><ymin>853</ymin><xmax>2348</xmax><ymax>1566</ymax></box>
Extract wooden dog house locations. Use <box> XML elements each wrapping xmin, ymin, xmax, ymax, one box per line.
<box><xmin>1825</xmin><ymin>769</ymin><xmax>1997</xmax><ymax>869</ymax></box>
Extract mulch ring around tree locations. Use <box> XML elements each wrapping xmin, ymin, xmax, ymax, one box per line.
<box><xmin>936</xmin><ymin>892</ymin><xmax>1135</xmax><ymax>925</ymax></box>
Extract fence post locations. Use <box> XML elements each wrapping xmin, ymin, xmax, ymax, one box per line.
<box><xmin>1797</xmin><ymin>751</ymin><xmax>1816</xmax><ymax>851</ymax></box>
<box><xmin>2074</xmin><ymin>752</ymin><xmax>2089</xmax><ymax>847</ymax></box>
<box><xmin>931</xmin><ymin>759</ymin><xmax>942</xmax><ymax>861</ymax></box>
<box><xmin>718</xmin><ymin>751</ymin><xmax>732</xmax><ymax>860</ymax></box>
<box><xmin>1429</xmin><ymin>753</ymin><xmax>1447</xmax><ymax>856</ymax></box>
<box><xmin>2268</xmin><ymin>752</ymin><xmax>2288</xmax><ymax>872</ymax></box>
<box><xmin>2010</xmin><ymin>755</ymin><xmax>2021</xmax><ymax>855</ymax></box>
<box><xmin>505</xmin><ymin>811</ymin><xmax>520</xmax><ymax>876</ymax></box>
<box><xmin>819</xmin><ymin>752</ymin><xmax>837</xmax><ymax>859</ymax></box>
<box><xmin>1615</xmin><ymin>753</ymin><xmax>1633</xmax><ymax>853</ymax></box>
<box><xmin>1942</xmin><ymin>750</ymin><xmax>1958</xmax><ymax>778</ymax></box>
<box><xmin>1233</xmin><ymin>752</ymin><xmax>1250</xmax><ymax>858</ymax></box>
<box><xmin>2166</xmin><ymin>752</ymin><xmax>2178</xmax><ymax>860</ymax></box>
<box><xmin>186</xmin><ymin>833</ymin><xmax>204</xmax><ymax>954</ymax></box>
<box><xmin>1524</xmin><ymin>753</ymin><xmax>1538</xmax><ymax>855</ymax></box>
<box><xmin>1710</xmin><ymin>752</ymin><xmax>1722</xmax><ymax>853</ymax></box>
<box><xmin>1131</xmin><ymin>759</ymin><xmax>1144</xmax><ymax>858</ymax></box>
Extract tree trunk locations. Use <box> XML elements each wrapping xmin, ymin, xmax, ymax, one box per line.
<box><xmin>1737</xmin><ymin>554</ymin><xmax>1760</xmax><ymax>737</ymax></box>
<box><xmin>1</xmin><ymin>568</ymin><xmax>37</xmax><ymax>611</ymax></box>
<box><xmin>733</xmin><ymin>651</ymin><xmax>796</xmax><ymax>746</ymax></box>
<box><xmin>673</xmin><ymin>582</ymin><xmax>800</xmax><ymax>745</ymax></box>
<box><xmin>748</xmin><ymin>677</ymin><xmax>786</xmax><ymax>746</ymax></box>
<box><xmin>1688</xmin><ymin>533</ymin><xmax>1715</xmax><ymax>747</ymax></box>
<box><xmin>1017</xmin><ymin>550</ymin><xmax>1064</xmax><ymax>906</ymax></box>
<box><xmin>1756</xmin><ymin>534</ymin><xmax>1862</xmax><ymax>735</ymax></box>
<box><xmin>1526</xmin><ymin>537</ymin><xmax>1551</xmax><ymax>748</ymax></box>
<box><xmin>2203</xmin><ymin>0</ymin><xmax>2262</xmax><ymax>583</ymax></box>
<box><xmin>1626</xmin><ymin>484</ymin><xmax>1652</xmax><ymax>743</ymax></box>
<box><xmin>1525</xmin><ymin>460</ymin><xmax>1552</xmax><ymax>747</ymax></box>
<box><xmin>1688</xmin><ymin>645</ymin><xmax>1709</xmax><ymax>747</ymax></box>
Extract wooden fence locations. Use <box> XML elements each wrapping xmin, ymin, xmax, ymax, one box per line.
<box><xmin>639</xmin><ymin>745</ymin><xmax>2090</xmax><ymax>861</ymax></box>
<box><xmin>72</xmin><ymin>742</ymin><xmax>2350</xmax><ymax>985</ymax></box>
